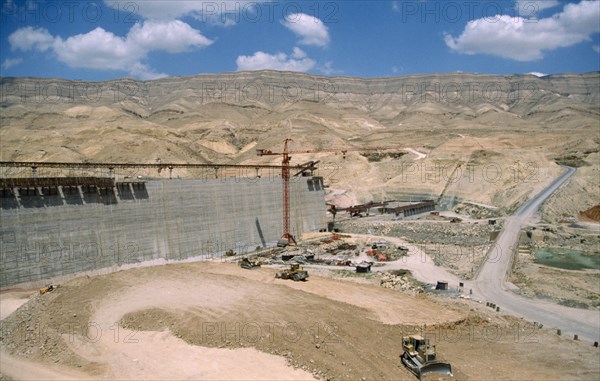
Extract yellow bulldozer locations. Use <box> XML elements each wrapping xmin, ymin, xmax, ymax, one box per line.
<box><xmin>275</xmin><ymin>263</ymin><xmax>308</xmax><ymax>281</ymax></box>
<box><xmin>39</xmin><ymin>284</ymin><xmax>56</xmax><ymax>295</ymax></box>
<box><xmin>401</xmin><ymin>335</ymin><xmax>452</xmax><ymax>380</ymax></box>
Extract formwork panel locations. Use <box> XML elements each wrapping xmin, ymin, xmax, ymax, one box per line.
<box><xmin>0</xmin><ymin>177</ymin><xmax>325</xmax><ymax>287</ymax></box>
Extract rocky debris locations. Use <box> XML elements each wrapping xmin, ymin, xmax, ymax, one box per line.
<box><xmin>331</xmin><ymin>242</ymin><xmax>357</xmax><ymax>251</ymax></box>
<box><xmin>339</xmin><ymin>220</ymin><xmax>501</xmax><ymax>246</ymax></box>
<box><xmin>376</xmin><ymin>270</ymin><xmax>422</xmax><ymax>295</ymax></box>
<box><xmin>520</xmin><ymin>225</ymin><xmax>600</xmax><ymax>253</ymax></box>
<box><xmin>0</xmin><ymin>275</ymin><xmax>122</xmax><ymax>374</ymax></box>
<box><xmin>541</xmin><ymin>153</ymin><xmax>599</xmax><ymax>224</ymax></box>
<box><xmin>0</xmin><ymin>289</ymin><xmax>94</xmax><ymax>369</ymax></box>
<box><xmin>454</xmin><ymin>203</ymin><xmax>500</xmax><ymax>219</ymax></box>
<box><xmin>333</xmin><ymin>221</ymin><xmax>494</xmax><ymax>280</ymax></box>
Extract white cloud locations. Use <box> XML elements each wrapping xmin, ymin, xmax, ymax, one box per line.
<box><xmin>1</xmin><ymin>57</ymin><xmax>23</xmax><ymax>70</ymax></box>
<box><xmin>236</xmin><ymin>50</ymin><xmax>316</xmax><ymax>72</ymax></box>
<box><xmin>593</xmin><ymin>45</ymin><xmax>600</xmax><ymax>53</ymax></box>
<box><xmin>291</xmin><ymin>47</ymin><xmax>307</xmax><ymax>59</ymax></box>
<box><xmin>527</xmin><ymin>72</ymin><xmax>547</xmax><ymax>77</ymax></box>
<box><xmin>392</xmin><ymin>1</ymin><xmax>400</xmax><ymax>13</ymax></box>
<box><xmin>445</xmin><ymin>0</ymin><xmax>600</xmax><ymax>61</ymax></box>
<box><xmin>282</xmin><ymin>13</ymin><xmax>330</xmax><ymax>47</ymax></box>
<box><xmin>8</xmin><ymin>26</ymin><xmax>55</xmax><ymax>52</ymax></box>
<box><xmin>53</xmin><ymin>28</ymin><xmax>135</xmax><ymax>71</ymax></box>
<box><xmin>9</xmin><ymin>20</ymin><xmax>213</xmax><ymax>80</ymax></box>
<box><xmin>128</xmin><ymin>20</ymin><xmax>213</xmax><ymax>53</ymax></box>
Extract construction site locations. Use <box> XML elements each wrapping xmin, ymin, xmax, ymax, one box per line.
<box><xmin>1</xmin><ymin>152</ymin><xmax>599</xmax><ymax>380</ymax></box>
<box><xmin>1</xmin><ymin>71</ymin><xmax>599</xmax><ymax>380</ymax></box>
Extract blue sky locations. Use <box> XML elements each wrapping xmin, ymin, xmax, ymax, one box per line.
<box><xmin>1</xmin><ymin>0</ymin><xmax>599</xmax><ymax>80</ymax></box>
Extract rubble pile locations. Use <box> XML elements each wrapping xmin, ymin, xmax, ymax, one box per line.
<box><xmin>521</xmin><ymin>225</ymin><xmax>600</xmax><ymax>253</ymax></box>
<box><xmin>376</xmin><ymin>271</ymin><xmax>422</xmax><ymax>295</ymax></box>
<box><xmin>453</xmin><ymin>203</ymin><xmax>501</xmax><ymax>218</ymax></box>
<box><xmin>339</xmin><ymin>220</ymin><xmax>501</xmax><ymax>246</ymax></box>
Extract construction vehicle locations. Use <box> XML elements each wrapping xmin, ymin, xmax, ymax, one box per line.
<box><xmin>239</xmin><ymin>258</ymin><xmax>261</xmax><ymax>270</ymax></box>
<box><xmin>401</xmin><ymin>335</ymin><xmax>453</xmax><ymax>380</ymax></box>
<box><xmin>275</xmin><ymin>263</ymin><xmax>309</xmax><ymax>281</ymax></box>
<box><xmin>366</xmin><ymin>248</ymin><xmax>387</xmax><ymax>262</ymax></box>
<box><xmin>277</xmin><ymin>238</ymin><xmax>291</xmax><ymax>247</ymax></box>
<box><xmin>39</xmin><ymin>284</ymin><xmax>56</xmax><ymax>295</ymax></box>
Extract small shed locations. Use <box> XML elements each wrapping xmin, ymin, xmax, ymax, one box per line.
<box><xmin>436</xmin><ymin>281</ymin><xmax>449</xmax><ymax>290</ymax></box>
<box><xmin>356</xmin><ymin>262</ymin><xmax>373</xmax><ymax>273</ymax></box>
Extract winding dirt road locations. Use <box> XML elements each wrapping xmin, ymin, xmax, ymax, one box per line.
<box><xmin>469</xmin><ymin>166</ymin><xmax>599</xmax><ymax>342</ymax></box>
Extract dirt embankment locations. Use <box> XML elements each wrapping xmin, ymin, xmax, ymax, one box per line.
<box><xmin>580</xmin><ymin>205</ymin><xmax>600</xmax><ymax>222</ymax></box>
<box><xmin>0</xmin><ymin>262</ymin><xmax>464</xmax><ymax>380</ymax></box>
<box><xmin>1</xmin><ymin>262</ymin><xmax>599</xmax><ymax>381</ymax></box>
<box><xmin>542</xmin><ymin>153</ymin><xmax>600</xmax><ymax>224</ymax></box>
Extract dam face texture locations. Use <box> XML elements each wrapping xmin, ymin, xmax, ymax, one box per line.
<box><xmin>0</xmin><ymin>177</ymin><xmax>326</xmax><ymax>288</ymax></box>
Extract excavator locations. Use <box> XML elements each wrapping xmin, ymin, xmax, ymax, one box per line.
<box><xmin>401</xmin><ymin>335</ymin><xmax>453</xmax><ymax>380</ymax></box>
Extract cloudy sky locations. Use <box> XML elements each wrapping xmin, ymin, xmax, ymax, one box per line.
<box><xmin>1</xmin><ymin>0</ymin><xmax>599</xmax><ymax>80</ymax></box>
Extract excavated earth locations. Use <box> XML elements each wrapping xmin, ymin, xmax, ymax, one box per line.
<box><xmin>1</xmin><ymin>262</ymin><xmax>599</xmax><ymax>380</ymax></box>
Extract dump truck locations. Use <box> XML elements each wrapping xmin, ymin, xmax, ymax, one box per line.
<box><xmin>275</xmin><ymin>263</ymin><xmax>308</xmax><ymax>281</ymax></box>
<box><xmin>401</xmin><ymin>335</ymin><xmax>452</xmax><ymax>380</ymax></box>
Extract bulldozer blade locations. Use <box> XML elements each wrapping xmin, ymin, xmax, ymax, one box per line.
<box><xmin>292</xmin><ymin>272</ymin><xmax>308</xmax><ymax>281</ymax></box>
<box><xmin>419</xmin><ymin>362</ymin><xmax>452</xmax><ymax>379</ymax></box>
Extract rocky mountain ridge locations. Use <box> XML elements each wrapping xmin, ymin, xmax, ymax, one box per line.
<box><xmin>1</xmin><ymin>71</ymin><xmax>598</xmax><ymax>214</ymax></box>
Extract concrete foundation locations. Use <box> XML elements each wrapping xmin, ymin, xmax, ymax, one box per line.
<box><xmin>0</xmin><ymin>177</ymin><xmax>326</xmax><ymax>288</ymax></box>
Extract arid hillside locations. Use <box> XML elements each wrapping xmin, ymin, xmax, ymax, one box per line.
<box><xmin>1</xmin><ymin>71</ymin><xmax>598</xmax><ymax>215</ymax></box>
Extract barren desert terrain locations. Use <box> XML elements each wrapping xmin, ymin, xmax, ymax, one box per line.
<box><xmin>1</xmin><ymin>71</ymin><xmax>599</xmax><ymax>379</ymax></box>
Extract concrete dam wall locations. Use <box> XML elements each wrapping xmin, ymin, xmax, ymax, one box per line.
<box><xmin>0</xmin><ymin>177</ymin><xmax>326</xmax><ymax>288</ymax></box>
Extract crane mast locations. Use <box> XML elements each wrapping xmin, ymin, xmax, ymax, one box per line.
<box><xmin>257</xmin><ymin>139</ymin><xmax>403</xmax><ymax>246</ymax></box>
<box><xmin>281</xmin><ymin>139</ymin><xmax>294</xmax><ymax>245</ymax></box>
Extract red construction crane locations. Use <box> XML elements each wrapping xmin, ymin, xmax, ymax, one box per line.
<box><xmin>257</xmin><ymin>139</ymin><xmax>403</xmax><ymax>246</ymax></box>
